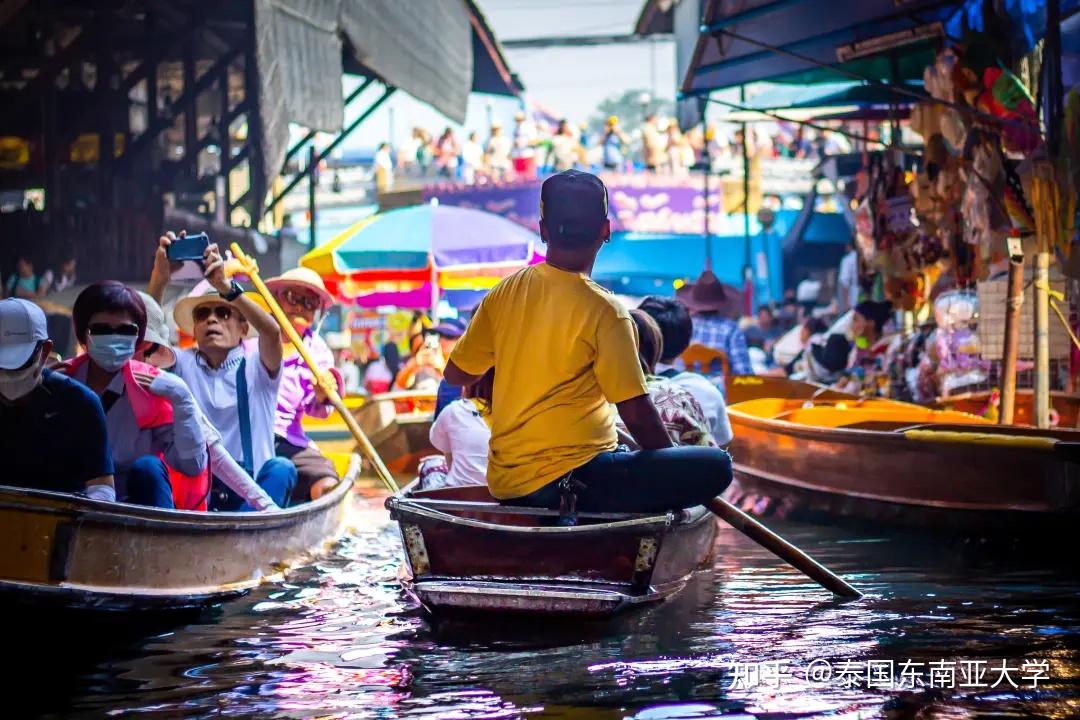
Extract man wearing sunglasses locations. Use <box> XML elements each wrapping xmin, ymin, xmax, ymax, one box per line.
<box><xmin>168</xmin><ymin>239</ymin><xmax>297</xmax><ymax>511</ymax></box>
<box><xmin>0</xmin><ymin>298</ymin><xmax>116</xmax><ymax>503</ymax></box>
<box><xmin>263</xmin><ymin>267</ymin><xmax>345</xmax><ymax>503</ymax></box>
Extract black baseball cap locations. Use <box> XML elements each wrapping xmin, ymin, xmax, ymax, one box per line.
<box><xmin>540</xmin><ymin>170</ymin><xmax>609</xmax><ymax>241</ymax></box>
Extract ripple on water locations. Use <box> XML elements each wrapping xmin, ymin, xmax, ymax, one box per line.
<box><xmin>25</xmin><ymin>495</ymin><xmax>1080</xmax><ymax>720</ymax></box>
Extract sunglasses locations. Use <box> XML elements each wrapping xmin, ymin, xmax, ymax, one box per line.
<box><xmin>193</xmin><ymin>305</ymin><xmax>234</xmax><ymax>323</ymax></box>
<box><xmin>281</xmin><ymin>289</ymin><xmax>321</xmax><ymax>312</ymax></box>
<box><xmin>88</xmin><ymin>322</ymin><xmax>139</xmax><ymax>337</ymax></box>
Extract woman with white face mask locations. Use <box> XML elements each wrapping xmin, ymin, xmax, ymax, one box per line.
<box><xmin>60</xmin><ymin>282</ymin><xmax>207</xmax><ymax>508</ymax></box>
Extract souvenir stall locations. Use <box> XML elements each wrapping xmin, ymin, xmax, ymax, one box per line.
<box><xmin>845</xmin><ymin>18</ymin><xmax>1080</xmax><ymax>423</ymax></box>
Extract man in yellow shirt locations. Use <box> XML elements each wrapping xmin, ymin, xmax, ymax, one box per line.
<box><xmin>445</xmin><ymin>170</ymin><xmax>732</xmax><ymax>513</ymax></box>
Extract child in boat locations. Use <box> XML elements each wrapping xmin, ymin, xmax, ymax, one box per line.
<box><xmin>444</xmin><ymin>170</ymin><xmax>732</xmax><ymax>513</ymax></box>
<box><xmin>62</xmin><ymin>282</ymin><xmax>207</xmax><ymax>508</ymax></box>
<box><xmin>421</xmin><ymin>368</ymin><xmax>494</xmax><ymax>489</ymax></box>
<box><xmin>617</xmin><ymin>310</ymin><xmax>717</xmax><ymax>448</ymax></box>
<box><xmin>637</xmin><ymin>296</ymin><xmax>733</xmax><ymax>445</ymax></box>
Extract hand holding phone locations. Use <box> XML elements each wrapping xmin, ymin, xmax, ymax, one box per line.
<box><xmin>166</xmin><ymin>232</ymin><xmax>210</xmax><ymax>262</ymax></box>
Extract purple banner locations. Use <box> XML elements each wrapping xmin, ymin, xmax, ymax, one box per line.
<box><xmin>424</xmin><ymin>173</ymin><xmax>724</xmax><ymax>236</ymax></box>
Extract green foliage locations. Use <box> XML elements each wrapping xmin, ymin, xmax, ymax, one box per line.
<box><xmin>588</xmin><ymin>89</ymin><xmax>674</xmax><ymax>135</ymax></box>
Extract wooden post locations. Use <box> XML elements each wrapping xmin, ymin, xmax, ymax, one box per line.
<box><xmin>1000</xmin><ymin>253</ymin><xmax>1024</xmax><ymax>425</ymax></box>
<box><xmin>1034</xmin><ymin>251</ymin><xmax>1051</xmax><ymax>428</ymax></box>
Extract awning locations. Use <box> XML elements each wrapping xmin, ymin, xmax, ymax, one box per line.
<box><xmin>254</xmin><ymin>0</ymin><xmax>522</xmax><ymax>209</ymax></box>
<box><xmin>635</xmin><ymin>0</ymin><xmax>677</xmax><ymax>35</ymax></box>
<box><xmin>681</xmin><ymin>0</ymin><xmax>1079</xmax><ymax>95</ymax></box>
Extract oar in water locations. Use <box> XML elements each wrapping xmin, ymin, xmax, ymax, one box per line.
<box><xmin>614</xmin><ymin>429</ymin><xmax>860</xmax><ymax>599</ymax></box>
<box><xmin>706</xmin><ymin>498</ymin><xmax>861</xmax><ymax>599</ymax></box>
<box><xmin>229</xmin><ymin>244</ymin><xmax>399</xmax><ymax>494</ymax></box>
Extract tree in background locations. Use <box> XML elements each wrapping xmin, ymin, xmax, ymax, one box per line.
<box><xmin>588</xmin><ymin>89</ymin><xmax>675</xmax><ymax>136</ymax></box>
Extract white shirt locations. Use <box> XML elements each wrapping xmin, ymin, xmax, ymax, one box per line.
<box><xmin>428</xmin><ymin>399</ymin><xmax>490</xmax><ymax>487</ymax></box>
<box><xmin>462</xmin><ymin>140</ymin><xmax>484</xmax><ymax>168</ymax></box>
<box><xmin>174</xmin><ymin>344</ymin><xmax>280</xmax><ymax>476</ymax></box>
<box><xmin>655</xmin><ymin>363</ymin><xmax>734</xmax><ymax>445</ymax></box>
<box><xmin>838</xmin><ymin>250</ymin><xmax>858</xmax><ymax>310</ymax></box>
<box><xmin>487</xmin><ymin>135</ymin><xmax>511</xmax><ymax>169</ymax></box>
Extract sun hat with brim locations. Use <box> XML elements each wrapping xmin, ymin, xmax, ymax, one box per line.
<box><xmin>173</xmin><ymin>283</ymin><xmax>258</xmax><ymax>339</ymax></box>
<box><xmin>264</xmin><ymin>267</ymin><xmax>334</xmax><ymax>311</ymax></box>
<box><xmin>676</xmin><ymin>270</ymin><xmax>741</xmax><ymax>317</ymax></box>
<box><xmin>0</xmin><ymin>298</ymin><xmax>48</xmax><ymax>370</ymax></box>
<box><xmin>137</xmin><ymin>291</ymin><xmax>177</xmax><ymax>369</ymax></box>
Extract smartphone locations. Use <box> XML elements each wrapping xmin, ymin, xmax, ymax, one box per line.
<box><xmin>166</xmin><ymin>232</ymin><xmax>210</xmax><ymax>262</ymax></box>
<box><xmin>423</xmin><ymin>332</ymin><xmax>440</xmax><ymax>351</ymax></box>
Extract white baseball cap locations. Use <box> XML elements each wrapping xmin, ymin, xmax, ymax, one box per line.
<box><xmin>0</xmin><ymin>298</ymin><xmax>48</xmax><ymax>370</ymax></box>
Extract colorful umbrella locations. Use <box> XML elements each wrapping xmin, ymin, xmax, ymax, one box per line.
<box><xmin>299</xmin><ymin>203</ymin><xmax>543</xmax><ymax>307</ymax></box>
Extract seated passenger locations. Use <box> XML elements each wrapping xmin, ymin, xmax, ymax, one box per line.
<box><xmin>264</xmin><ymin>268</ymin><xmax>345</xmax><ymax>503</ymax></box>
<box><xmin>423</xmin><ymin>368</ymin><xmax>494</xmax><ymax>489</ymax></box>
<box><xmin>63</xmin><ymin>282</ymin><xmax>207</xmax><ymax>508</ymax></box>
<box><xmin>137</xmin><ymin>291</ymin><xmax>280</xmax><ymax>511</ymax></box>
<box><xmin>444</xmin><ymin>170</ymin><xmax>732</xmax><ymax>514</ymax></box>
<box><xmin>394</xmin><ymin>330</ymin><xmax>445</xmax><ymax>392</ymax></box>
<box><xmin>157</xmin><ymin>235</ymin><xmax>297</xmax><ymax>511</ymax></box>
<box><xmin>618</xmin><ymin>309</ymin><xmax>716</xmax><ymax>448</ymax></box>
<box><xmin>638</xmin><ymin>296</ymin><xmax>733</xmax><ymax>445</ymax></box>
<box><xmin>0</xmin><ymin>299</ymin><xmax>116</xmax><ymax>502</ymax></box>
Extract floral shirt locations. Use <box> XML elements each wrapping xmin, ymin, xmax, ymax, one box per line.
<box><xmin>616</xmin><ymin>376</ymin><xmax>717</xmax><ymax>448</ymax></box>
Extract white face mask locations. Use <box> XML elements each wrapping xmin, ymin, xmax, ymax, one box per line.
<box><xmin>0</xmin><ymin>353</ymin><xmax>43</xmax><ymax>402</ymax></box>
<box><xmin>87</xmin><ymin>334</ymin><xmax>138</xmax><ymax>373</ymax></box>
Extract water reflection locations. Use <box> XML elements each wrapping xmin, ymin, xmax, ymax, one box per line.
<box><xmin>28</xmin><ymin>494</ymin><xmax>1080</xmax><ymax>719</ymax></box>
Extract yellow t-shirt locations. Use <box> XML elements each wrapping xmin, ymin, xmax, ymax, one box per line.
<box><xmin>450</xmin><ymin>263</ymin><xmax>648</xmax><ymax>499</ymax></box>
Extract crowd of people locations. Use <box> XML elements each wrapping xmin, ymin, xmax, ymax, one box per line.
<box><xmin>373</xmin><ymin>113</ymin><xmax>855</xmax><ymax>190</ymax></box>
<box><xmin>1</xmin><ymin>237</ymin><xmax>353</xmax><ymax>513</ymax></box>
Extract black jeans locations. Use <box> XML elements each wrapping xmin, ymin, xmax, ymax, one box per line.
<box><xmin>510</xmin><ymin>446</ymin><xmax>733</xmax><ymax>514</ymax></box>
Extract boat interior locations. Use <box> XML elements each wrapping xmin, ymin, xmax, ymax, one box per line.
<box><xmin>394</xmin><ymin>484</ymin><xmax>688</xmax><ymax>529</ymax></box>
<box><xmin>729</xmin><ymin>397</ymin><xmax>996</xmax><ymax>432</ymax></box>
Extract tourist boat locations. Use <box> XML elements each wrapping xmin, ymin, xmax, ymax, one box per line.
<box><xmin>724</xmin><ymin>374</ymin><xmax>856</xmax><ymax>405</ymax></box>
<box><xmin>935</xmin><ymin>390</ymin><xmax>1080</xmax><ymax>428</ymax></box>
<box><xmin>386</xmin><ymin>483</ymin><xmax>719</xmax><ymax>616</ymax></box>
<box><xmin>302</xmin><ymin>391</ymin><xmax>437</xmax><ymax>474</ymax></box>
<box><xmin>0</xmin><ymin>454</ymin><xmax>361</xmax><ymax>612</ymax></box>
<box><xmin>726</xmin><ymin>397</ymin><xmax>1080</xmax><ymax>532</ymax></box>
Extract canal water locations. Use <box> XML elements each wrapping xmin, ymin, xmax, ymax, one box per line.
<box><xmin>20</xmin><ymin>492</ymin><xmax>1080</xmax><ymax>719</ymax></box>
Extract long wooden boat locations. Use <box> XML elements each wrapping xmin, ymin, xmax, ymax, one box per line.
<box><xmin>935</xmin><ymin>389</ymin><xmax>1080</xmax><ymax>428</ymax></box>
<box><xmin>303</xmin><ymin>391</ymin><xmax>437</xmax><ymax>474</ymax></box>
<box><xmin>386</xmin><ymin>484</ymin><xmax>718</xmax><ymax>616</ymax></box>
<box><xmin>726</xmin><ymin>397</ymin><xmax>1080</xmax><ymax>532</ymax></box>
<box><xmin>0</xmin><ymin>455</ymin><xmax>360</xmax><ymax>612</ymax></box>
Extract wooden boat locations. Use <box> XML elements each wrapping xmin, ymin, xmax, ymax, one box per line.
<box><xmin>386</xmin><ymin>483</ymin><xmax>719</xmax><ymax>616</ymax></box>
<box><xmin>0</xmin><ymin>454</ymin><xmax>360</xmax><ymax>612</ymax></box>
<box><xmin>725</xmin><ymin>374</ymin><xmax>856</xmax><ymax>405</ymax></box>
<box><xmin>302</xmin><ymin>391</ymin><xmax>437</xmax><ymax>474</ymax></box>
<box><xmin>935</xmin><ymin>389</ymin><xmax>1080</xmax><ymax>428</ymax></box>
<box><xmin>726</xmin><ymin>397</ymin><xmax>1080</xmax><ymax>532</ymax></box>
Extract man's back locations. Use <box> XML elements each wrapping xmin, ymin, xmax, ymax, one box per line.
<box><xmin>450</xmin><ymin>263</ymin><xmax>646</xmax><ymax>499</ymax></box>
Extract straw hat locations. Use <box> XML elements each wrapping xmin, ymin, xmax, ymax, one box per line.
<box><xmin>675</xmin><ymin>270</ymin><xmax>740</xmax><ymax>317</ymax></box>
<box><xmin>137</xmin><ymin>291</ymin><xmax>177</xmax><ymax>368</ymax></box>
<box><xmin>265</xmin><ymin>267</ymin><xmax>334</xmax><ymax>311</ymax></box>
<box><xmin>173</xmin><ymin>281</ymin><xmax>258</xmax><ymax>339</ymax></box>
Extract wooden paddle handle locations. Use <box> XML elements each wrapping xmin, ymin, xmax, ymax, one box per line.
<box><xmin>230</xmin><ymin>243</ymin><xmax>399</xmax><ymax>494</ymax></box>
<box><xmin>707</xmin><ymin>498</ymin><xmax>862</xmax><ymax>599</ymax></box>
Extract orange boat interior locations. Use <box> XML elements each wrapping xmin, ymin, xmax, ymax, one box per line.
<box><xmin>729</xmin><ymin>397</ymin><xmax>994</xmax><ymax>432</ymax></box>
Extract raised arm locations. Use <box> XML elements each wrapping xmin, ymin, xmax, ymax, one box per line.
<box><xmin>203</xmin><ymin>243</ymin><xmax>283</xmax><ymax>376</ymax></box>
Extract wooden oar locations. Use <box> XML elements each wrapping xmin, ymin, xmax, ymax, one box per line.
<box><xmin>615</xmin><ymin>429</ymin><xmax>860</xmax><ymax>599</ymax></box>
<box><xmin>706</xmin><ymin>498</ymin><xmax>861</xmax><ymax>599</ymax></box>
<box><xmin>229</xmin><ymin>244</ymin><xmax>400</xmax><ymax>494</ymax></box>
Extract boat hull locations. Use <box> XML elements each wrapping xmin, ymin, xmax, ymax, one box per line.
<box><xmin>387</xmin><ymin>486</ymin><xmax>718</xmax><ymax>617</ymax></box>
<box><xmin>0</xmin><ymin>462</ymin><xmax>357</xmax><ymax>612</ymax></box>
<box><xmin>727</xmin><ymin>408</ymin><xmax>1080</xmax><ymax>532</ymax></box>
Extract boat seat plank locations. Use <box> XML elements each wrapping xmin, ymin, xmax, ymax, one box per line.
<box><xmin>400</xmin><ymin>498</ymin><xmax>663</xmax><ymax>522</ymax></box>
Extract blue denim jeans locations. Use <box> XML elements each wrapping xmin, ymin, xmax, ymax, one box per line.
<box><xmin>210</xmin><ymin>457</ymin><xmax>297</xmax><ymax>512</ymax></box>
<box><xmin>126</xmin><ymin>455</ymin><xmax>175</xmax><ymax>509</ymax></box>
<box><xmin>510</xmin><ymin>446</ymin><xmax>733</xmax><ymax>514</ymax></box>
